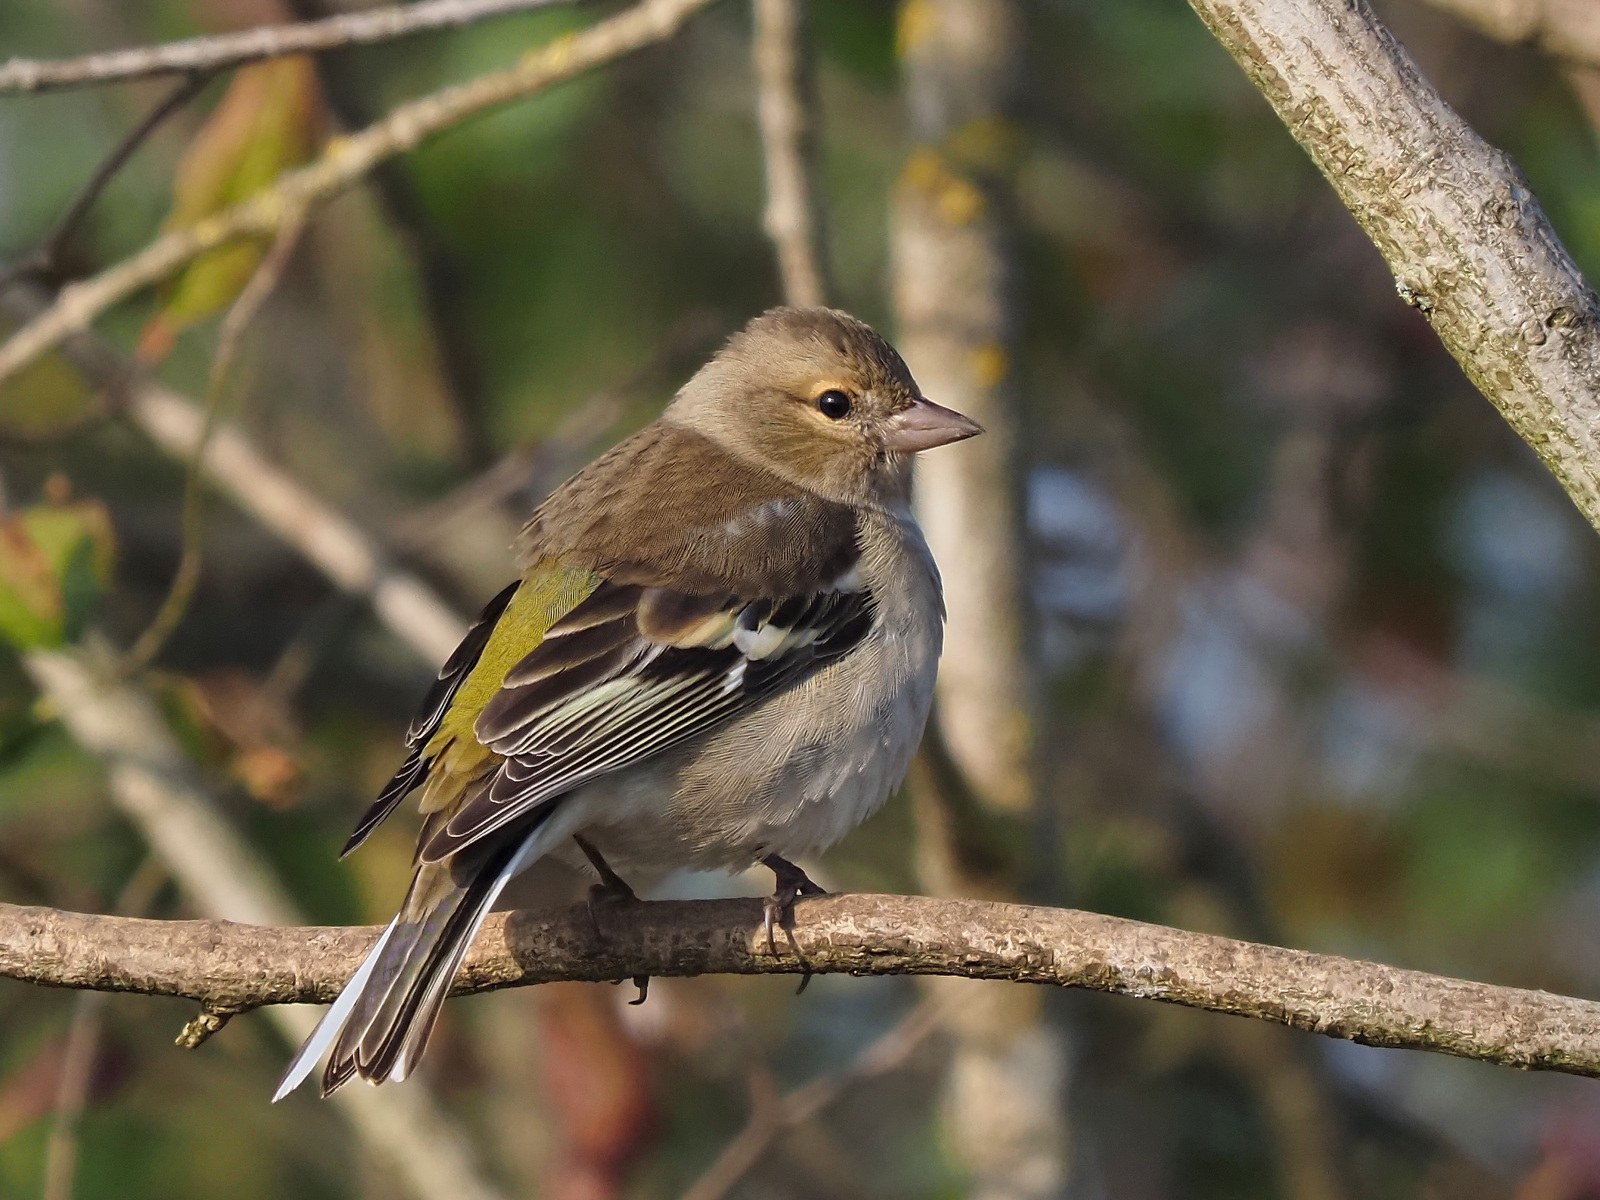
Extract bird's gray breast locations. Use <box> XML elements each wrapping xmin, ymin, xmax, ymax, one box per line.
<box><xmin>569</xmin><ymin>506</ymin><xmax>944</xmax><ymax>874</ymax></box>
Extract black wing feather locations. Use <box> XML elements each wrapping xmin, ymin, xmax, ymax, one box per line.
<box><xmin>341</xmin><ymin>579</ymin><xmax>519</xmax><ymax>857</ymax></box>
<box><xmin>417</xmin><ymin>579</ymin><xmax>872</xmax><ymax>862</ymax></box>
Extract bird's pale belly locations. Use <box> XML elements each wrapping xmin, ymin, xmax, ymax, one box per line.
<box><xmin>555</xmin><ymin>599</ymin><xmax>939</xmax><ymax>878</ymax></box>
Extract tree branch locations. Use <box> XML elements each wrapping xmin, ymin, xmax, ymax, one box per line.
<box><xmin>752</xmin><ymin>0</ymin><xmax>828</xmax><ymax>307</ymax></box>
<box><xmin>677</xmin><ymin>999</ymin><xmax>945</xmax><ymax>1200</ymax></box>
<box><xmin>284</xmin><ymin>0</ymin><xmax>499</xmax><ymax>469</ymax></box>
<box><xmin>120</xmin><ymin>212</ymin><xmax>307</xmax><ymax>674</ymax></box>
<box><xmin>0</xmin><ymin>275</ymin><xmax>472</xmax><ymax>669</ymax></box>
<box><xmin>6</xmin><ymin>892</ymin><xmax>1600</xmax><ymax>1079</ymax></box>
<box><xmin>1185</xmin><ymin>0</ymin><xmax>1600</xmax><ymax>537</ymax></box>
<box><xmin>0</xmin><ymin>0</ymin><xmax>578</xmax><ymax>94</ymax></box>
<box><xmin>129</xmin><ymin>382</ymin><xmax>470</xmax><ymax>667</ymax></box>
<box><xmin>0</xmin><ymin>0</ymin><xmax>721</xmax><ymax>394</ymax></box>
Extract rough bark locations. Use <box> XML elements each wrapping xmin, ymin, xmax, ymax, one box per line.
<box><xmin>1186</xmin><ymin>0</ymin><xmax>1600</xmax><ymax>537</ymax></box>
<box><xmin>6</xmin><ymin>895</ymin><xmax>1600</xmax><ymax>1078</ymax></box>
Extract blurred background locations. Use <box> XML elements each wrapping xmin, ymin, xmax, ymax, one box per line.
<box><xmin>3</xmin><ymin>0</ymin><xmax>1600</xmax><ymax>1197</ymax></box>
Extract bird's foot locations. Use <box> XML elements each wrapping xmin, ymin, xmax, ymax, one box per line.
<box><xmin>576</xmin><ymin>835</ymin><xmax>651</xmax><ymax>1004</ymax></box>
<box><xmin>575</xmin><ymin>833</ymin><xmax>638</xmax><ymax>926</ymax></box>
<box><xmin>761</xmin><ymin>855</ymin><xmax>826</xmax><ymax>969</ymax></box>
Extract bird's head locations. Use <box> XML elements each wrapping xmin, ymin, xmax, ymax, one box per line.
<box><xmin>665</xmin><ymin>307</ymin><xmax>983</xmax><ymax>507</ymax></box>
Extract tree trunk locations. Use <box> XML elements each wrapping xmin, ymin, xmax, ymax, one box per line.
<box><xmin>892</xmin><ymin>3</ymin><xmax>1067</xmax><ymax>1196</ymax></box>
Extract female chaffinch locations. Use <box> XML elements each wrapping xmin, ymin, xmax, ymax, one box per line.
<box><xmin>276</xmin><ymin>306</ymin><xmax>981</xmax><ymax>1098</ymax></box>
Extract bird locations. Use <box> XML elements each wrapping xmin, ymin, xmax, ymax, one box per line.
<box><xmin>274</xmin><ymin>306</ymin><xmax>982</xmax><ymax>1099</ymax></box>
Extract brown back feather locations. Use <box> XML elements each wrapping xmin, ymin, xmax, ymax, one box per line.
<box><xmin>517</xmin><ymin>422</ymin><xmax>859</xmax><ymax>597</ymax></box>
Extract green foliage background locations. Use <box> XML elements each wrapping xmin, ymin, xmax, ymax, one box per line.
<box><xmin>3</xmin><ymin>0</ymin><xmax>1600</xmax><ymax>1197</ymax></box>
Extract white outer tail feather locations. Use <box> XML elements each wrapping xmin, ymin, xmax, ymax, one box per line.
<box><xmin>384</xmin><ymin>831</ymin><xmax>540</xmax><ymax>1083</ymax></box>
<box><xmin>273</xmin><ymin>816</ymin><xmax>570</xmax><ymax>1098</ymax></box>
<box><xmin>272</xmin><ymin>916</ymin><xmax>400</xmax><ymax>1102</ymax></box>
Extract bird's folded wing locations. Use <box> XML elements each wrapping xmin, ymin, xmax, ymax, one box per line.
<box><xmin>341</xmin><ymin>579</ymin><xmax>519</xmax><ymax>855</ymax></box>
<box><xmin>342</xmin><ymin>568</ymin><xmax>598</xmax><ymax>855</ymax></box>
<box><xmin>415</xmin><ymin>576</ymin><xmax>872</xmax><ymax>863</ymax></box>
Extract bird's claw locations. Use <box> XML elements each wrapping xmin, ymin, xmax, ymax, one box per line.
<box><xmin>575</xmin><ymin>834</ymin><xmax>638</xmax><ymax>940</ymax></box>
<box><xmin>577</xmin><ymin>838</ymin><xmax>653</xmax><ymax>1004</ymax></box>
<box><xmin>760</xmin><ymin>855</ymin><xmax>825</xmax><ymax>977</ymax></box>
<box><xmin>762</xmin><ymin>892</ymin><xmax>805</xmax><ymax>960</ymax></box>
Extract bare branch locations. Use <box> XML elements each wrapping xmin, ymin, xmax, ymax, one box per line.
<box><xmin>752</xmin><ymin>0</ymin><xmax>828</xmax><ymax>306</ymax></box>
<box><xmin>0</xmin><ymin>0</ymin><xmax>721</xmax><ymax>393</ymax></box>
<box><xmin>129</xmin><ymin>383</ymin><xmax>470</xmax><ymax>668</ymax></box>
<box><xmin>0</xmin><ymin>276</ymin><xmax>471</xmax><ymax>669</ymax></box>
<box><xmin>5</xmin><ymin>891</ymin><xmax>1600</xmax><ymax>1078</ymax></box>
<box><xmin>391</xmin><ymin>307</ymin><xmax>725</xmax><ymax>551</ymax></box>
<box><xmin>0</xmin><ymin>0</ymin><xmax>577</xmax><ymax>94</ymax></box>
<box><xmin>23</xmin><ymin>645</ymin><xmax>302</xmax><ymax>929</ymax></box>
<box><xmin>1184</xmin><ymin>0</ymin><xmax>1600</xmax><ymax>537</ymax></box>
<box><xmin>41</xmin><ymin>858</ymin><xmax>166</xmax><ymax>1200</ymax></box>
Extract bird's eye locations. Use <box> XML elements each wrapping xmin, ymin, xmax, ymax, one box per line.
<box><xmin>816</xmin><ymin>390</ymin><xmax>852</xmax><ymax>420</ymax></box>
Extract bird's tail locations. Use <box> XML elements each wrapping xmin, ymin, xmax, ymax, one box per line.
<box><xmin>274</xmin><ymin>830</ymin><xmax>538</xmax><ymax>1101</ymax></box>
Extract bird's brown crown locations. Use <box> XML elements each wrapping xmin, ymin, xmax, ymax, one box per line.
<box><xmin>666</xmin><ymin>307</ymin><xmax>927</xmax><ymax>507</ymax></box>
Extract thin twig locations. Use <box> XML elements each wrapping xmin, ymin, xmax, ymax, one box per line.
<box><xmin>0</xmin><ymin>0</ymin><xmax>577</xmax><ymax>94</ymax></box>
<box><xmin>4</xmin><ymin>260</ymin><xmax>470</xmax><ymax>667</ymax></box>
<box><xmin>285</xmin><ymin>0</ymin><xmax>497</xmax><ymax>468</ymax></box>
<box><xmin>0</xmin><ymin>0</ymin><xmax>720</xmax><ymax>395</ymax></box>
<box><xmin>752</xmin><ymin>0</ymin><xmax>827</xmax><ymax>307</ymax></box>
<box><xmin>126</xmin><ymin>381</ymin><xmax>469</xmax><ymax>667</ymax></box>
<box><xmin>39</xmin><ymin>998</ymin><xmax>105</xmax><ymax>1200</ymax></box>
<box><xmin>678</xmin><ymin>1000</ymin><xmax>944</xmax><ymax>1200</ymax></box>
<box><xmin>260</xmin><ymin>593</ymin><xmax>365</xmax><ymax>703</ymax></box>
<box><xmin>174</xmin><ymin>1007</ymin><xmax>234</xmax><ymax>1049</ymax></box>
<box><xmin>40</xmin><ymin>858</ymin><xmax>167</xmax><ymax>1200</ymax></box>
<box><xmin>0</xmin><ymin>72</ymin><xmax>214</xmax><ymax>295</ymax></box>
<box><xmin>120</xmin><ymin>213</ymin><xmax>306</xmax><ymax>675</ymax></box>
<box><xmin>0</xmin><ymin>289</ymin><xmax>716</xmax><ymax>673</ymax></box>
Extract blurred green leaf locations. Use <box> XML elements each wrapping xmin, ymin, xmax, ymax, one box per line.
<box><xmin>137</xmin><ymin>57</ymin><xmax>320</xmax><ymax>361</ymax></box>
<box><xmin>0</xmin><ymin>492</ymin><xmax>115</xmax><ymax>651</ymax></box>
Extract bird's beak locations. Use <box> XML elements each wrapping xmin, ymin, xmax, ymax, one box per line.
<box><xmin>882</xmin><ymin>398</ymin><xmax>985</xmax><ymax>453</ymax></box>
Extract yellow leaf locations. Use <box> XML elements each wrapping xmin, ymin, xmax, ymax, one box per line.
<box><xmin>140</xmin><ymin>57</ymin><xmax>321</xmax><ymax>359</ymax></box>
